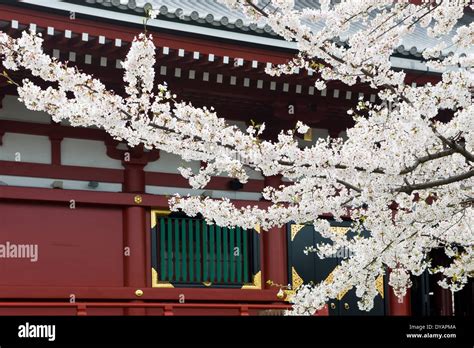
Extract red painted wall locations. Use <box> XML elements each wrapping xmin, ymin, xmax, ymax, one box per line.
<box><xmin>0</xmin><ymin>202</ymin><xmax>123</xmax><ymax>287</ymax></box>
<box><xmin>0</xmin><ymin>189</ymin><xmax>291</xmax><ymax>315</ymax></box>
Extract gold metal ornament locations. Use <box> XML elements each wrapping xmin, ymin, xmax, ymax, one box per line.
<box><xmin>290</xmin><ymin>224</ymin><xmax>304</xmax><ymax>241</ymax></box>
<box><xmin>151</xmin><ymin>267</ymin><xmax>174</xmax><ymax>288</ymax></box>
<box><xmin>292</xmin><ymin>267</ymin><xmax>304</xmax><ymax>289</ymax></box>
<box><xmin>277</xmin><ymin>288</ymin><xmax>285</xmax><ymax>299</ymax></box>
<box><xmin>241</xmin><ymin>271</ymin><xmax>262</xmax><ymax>290</ymax></box>
<box><xmin>304</xmin><ymin>127</ymin><xmax>313</xmax><ymax>141</ymax></box>
<box><xmin>375</xmin><ymin>275</ymin><xmax>384</xmax><ymax>298</ymax></box>
<box><xmin>134</xmin><ymin>195</ymin><xmax>143</xmax><ymax>204</ymax></box>
<box><xmin>135</xmin><ymin>289</ymin><xmax>144</xmax><ymax>297</ymax></box>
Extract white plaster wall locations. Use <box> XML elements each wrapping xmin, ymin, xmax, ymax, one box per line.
<box><xmin>144</xmin><ymin>150</ymin><xmax>201</xmax><ymax>174</ymax></box>
<box><xmin>241</xmin><ymin>169</ymin><xmax>263</xmax><ymax>180</ymax></box>
<box><xmin>0</xmin><ymin>95</ymin><xmax>51</xmax><ymax>123</ymax></box>
<box><xmin>243</xmin><ymin>167</ymin><xmax>264</xmax><ymax>180</ymax></box>
<box><xmin>145</xmin><ymin>185</ymin><xmax>262</xmax><ymax>201</ymax></box>
<box><xmin>0</xmin><ymin>175</ymin><xmax>121</xmax><ymax>192</ymax></box>
<box><xmin>0</xmin><ymin>133</ymin><xmax>51</xmax><ymax>163</ymax></box>
<box><xmin>61</xmin><ymin>138</ymin><xmax>123</xmax><ymax>169</ymax></box>
<box><xmin>211</xmin><ymin>189</ymin><xmax>261</xmax><ymax>201</ymax></box>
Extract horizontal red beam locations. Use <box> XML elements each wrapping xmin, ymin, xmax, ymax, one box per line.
<box><xmin>0</xmin><ymin>184</ymin><xmax>156</xmax><ymax>206</ymax></box>
<box><xmin>0</xmin><ymin>4</ymin><xmax>293</xmax><ymax>64</ymax></box>
<box><xmin>0</xmin><ymin>301</ymin><xmax>292</xmax><ymax>316</ymax></box>
<box><xmin>0</xmin><ymin>301</ymin><xmax>291</xmax><ymax>309</ymax></box>
<box><xmin>0</xmin><ymin>286</ymin><xmax>282</xmax><ymax>302</ymax></box>
<box><xmin>0</xmin><ymin>160</ymin><xmax>124</xmax><ymax>183</ymax></box>
<box><xmin>0</xmin><ymin>185</ymin><xmax>268</xmax><ymax>209</ymax></box>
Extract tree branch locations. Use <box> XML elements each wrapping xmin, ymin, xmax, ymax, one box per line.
<box><xmin>399</xmin><ymin>149</ymin><xmax>456</xmax><ymax>175</ymax></box>
<box><xmin>395</xmin><ymin>169</ymin><xmax>474</xmax><ymax>194</ymax></box>
<box><xmin>431</xmin><ymin>125</ymin><xmax>474</xmax><ymax>162</ymax></box>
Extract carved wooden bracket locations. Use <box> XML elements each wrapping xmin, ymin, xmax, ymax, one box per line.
<box><xmin>106</xmin><ymin>141</ymin><xmax>160</xmax><ymax>166</ymax></box>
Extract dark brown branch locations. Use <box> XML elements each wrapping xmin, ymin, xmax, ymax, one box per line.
<box><xmin>431</xmin><ymin>126</ymin><xmax>474</xmax><ymax>162</ymax></box>
<box><xmin>367</xmin><ymin>3</ymin><xmax>410</xmax><ymax>36</ymax></box>
<box><xmin>399</xmin><ymin>149</ymin><xmax>456</xmax><ymax>174</ymax></box>
<box><xmin>395</xmin><ymin>169</ymin><xmax>474</xmax><ymax>194</ymax></box>
<box><xmin>336</xmin><ymin>179</ymin><xmax>362</xmax><ymax>193</ymax></box>
<box><xmin>281</xmin><ymin>148</ymin><xmax>457</xmax><ymax>177</ymax></box>
<box><xmin>374</xmin><ymin>3</ymin><xmax>429</xmax><ymax>41</ymax></box>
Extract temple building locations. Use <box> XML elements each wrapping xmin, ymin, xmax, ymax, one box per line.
<box><xmin>0</xmin><ymin>0</ymin><xmax>471</xmax><ymax>316</ymax></box>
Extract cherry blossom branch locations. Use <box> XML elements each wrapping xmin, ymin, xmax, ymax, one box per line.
<box><xmin>431</xmin><ymin>125</ymin><xmax>474</xmax><ymax>162</ymax></box>
<box><xmin>399</xmin><ymin>149</ymin><xmax>456</xmax><ymax>175</ymax></box>
<box><xmin>396</xmin><ymin>169</ymin><xmax>474</xmax><ymax>194</ymax></box>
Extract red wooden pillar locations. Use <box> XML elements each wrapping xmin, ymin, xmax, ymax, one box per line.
<box><xmin>388</xmin><ymin>269</ymin><xmax>412</xmax><ymax>316</ymax></box>
<box><xmin>123</xmin><ymin>163</ymin><xmax>145</xmax><ymax>193</ymax></box>
<box><xmin>122</xmin><ymin>161</ymin><xmax>147</xmax><ymax>315</ymax></box>
<box><xmin>431</xmin><ymin>251</ymin><xmax>454</xmax><ymax>316</ymax></box>
<box><xmin>389</xmin><ymin>288</ymin><xmax>411</xmax><ymax>315</ymax></box>
<box><xmin>262</xmin><ymin>175</ymin><xmax>288</xmax><ymax>289</ymax></box>
<box><xmin>106</xmin><ymin>146</ymin><xmax>158</xmax><ymax>315</ymax></box>
<box><xmin>49</xmin><ymin>135</ymin><xmax>63</xmax><ymax>165</ymax></box>
<box><xmin>434</xmin><ymin>287</ymin><xmax>453</xmax><ymax>316</ymax></box>
<box><xmin>123</xmin><ymin>205</ymin><xmax>147</xmax><ymax>287</ymax></box>
<box><xmin>433</xmin><ymin>275</ymin><xmax>453</xmax><ymax>316</ymax></box>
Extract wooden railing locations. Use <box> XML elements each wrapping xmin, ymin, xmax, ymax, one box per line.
<box><xmin>0</xmin><ymin>301</ymin><xmax>291</xmax><ymax>316</ymax></box>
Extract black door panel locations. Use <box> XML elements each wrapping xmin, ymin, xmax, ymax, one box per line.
<box><xmin>287</xmin><ymin>221</ymin><xmax>386</xmax><ymax>315</ymax></box>
<box><xmin>289</xmin><ymin>224</ymin><xmax>316</xmax><ymax>285</ymax></box>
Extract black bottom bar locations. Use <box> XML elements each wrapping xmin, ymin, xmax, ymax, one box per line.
<box><xmin>0</xmin><ymin>316</ymin><xmax>472</xmax><ymax>346</ymax></box>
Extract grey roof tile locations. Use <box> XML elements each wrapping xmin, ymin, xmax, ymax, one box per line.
<box><xmin>67</xmin><ymin>0</ymin><xmax>472</xmax><ymax>58</ymax></box>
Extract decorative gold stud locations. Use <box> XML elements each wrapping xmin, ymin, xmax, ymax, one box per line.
<box><xmin>135</xmin><ymin>289</ymin><xmax>144</xmax><ymax>297</ymax></box>
<box><xmin>276</xmin><ymin>289</ymin><xmax>285</xmax><ymax>299</ymax></box>
<box><xmin>134</xmin><ymin>195</ymin><xmax>142</xmax><ymax>204</ymax></box>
